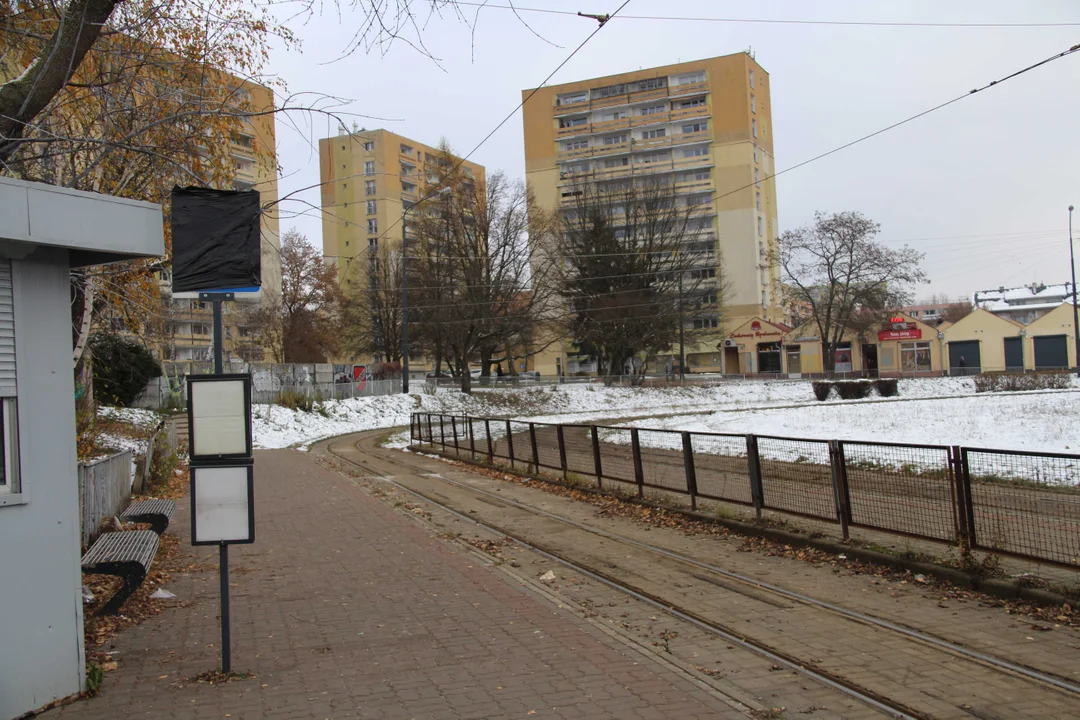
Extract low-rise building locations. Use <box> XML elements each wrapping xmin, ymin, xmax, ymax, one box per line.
<box><xmin>973</xmin><ymin>283</ymin><xmax>1074</xmax><ymax>325</ymax></box>
<box><xmin>777</xmin><ymin>312</ymin><xmax>941</xmax><ymax>377</ymax></box>
<box><xmin>940</xmin><ymin>309</ymin><xmax>1023</xmax><ymax>374</ymax></box>
<box><xmin>1022</xmin><ymin>302</ymin><xmax>1077</xmax><ymax>370</ymax></box>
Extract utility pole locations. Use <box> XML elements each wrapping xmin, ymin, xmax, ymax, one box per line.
<box><xmin>1070</xmin><ymin>205</ymin><xmax>1078</xmax><ymax>376</ymax></box>
<box><xmin>401</xmin><ymin>186</ymin><xmax>452</xmax><ymax>393</ymax></box>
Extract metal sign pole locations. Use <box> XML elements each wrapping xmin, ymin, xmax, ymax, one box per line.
<box><xmin>203</xmin><ymin>291</ymin><xmax>234</xmax><ymax>673</ymax></box>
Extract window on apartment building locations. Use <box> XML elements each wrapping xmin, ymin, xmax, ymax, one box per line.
<box><xmin>557</xmin><ymin>91</ymin><xmax>587</xmax><ymax>105</ymax></box>
<box><xmin>559</xmin><ymin>116</ymin><xmax>588</xmax><ymax>128</ymax></box>
<box><xmin>679</xmin><ymin>97</ymin><xmax>706</xmax><ymax>108</ymax></box>
<box><xmin>603</xmin><ymin>157</ymin><xmax>629</xmax><ymax>168</ymax></box>
<box><xmin>367</xmin><ymin>200</ymin><xmax>376</xmax><ymax>214</ymax></box>
<box><xmin>690</xmin><ymin>268</ymin><xmax>717</xmax><ymax>279</ymax></box>
<box><xmin>757</xmin><ymin>216</ymin><xmax>764</xmax><ymax>236</ymax></box>
<box><xmin>344</xmin><ymin>241</ymin><xmax>349</xmax><ymax>247</ymax></box>
<box><xmin>682</xmin><ymin>121</ymin><xmax>708</xmax><ymax>133</ymax></box>
<box><xmin>592</xmin><ymin>82</ymin><xmax>627</xmax><ymax>98</ymax></box>
<box><xmin>368</xmin><ymin>219</ymin><xmax>377</xmax><ymax>233</ymax></box>
<box><xmin>365</xmin><ymin>180</ymin><xmax>376</xmax><ymax>195</ymax></box>
<box><xmin>756</xmin><ymin>192</ymin><xmax>761</xmax><ymax>211</ymax></box>
<box><xmin>641</xmin><ymin>104</ymin><xmax>666</xmax><ymax>116</ymax></box>
<box><xmin>752</xmin><ymin>118</ymin><xmax>758</xmax><ymax>138</ymax></box>
<box><xmin>638</xmin><ymin>152</ymin><xmax>668</xmax><ymax>164</ymax></box>
<box><xmin>369</xmin><ymin>238</ymin><xmax>378</xmax><ymax>250</ymax></box>
<box><xmin>685</xmin><ymin>192</ymin><xmax>711</xmax><ymax>207</ymax></box>
<box><xmin>679</xmin><ymin>169</ymin><xmax>710</xmax><ymax>182</ymax></box>
<box><xmin>563</xmin><ymin>139</ymin><xmax>589</xmax><ymax>151</ymax></box>
<box><xmin>676</xmin><ymin>71</ymin><xmax>705</xmax><ymax>85</ymax></box>
<box><xmin>601</xmin><ymin>110</ymin><xmax>627</xmax><ymax>121</ymax></box>
<box><xmin>363</xmin><ymin>141</ymin><xmax>374</xmax><ymax>151</ymax></box>
<box><xmin>754</xmin><ymin>168</ymin><xmax>760</xmax><ymax>185</ymax></box>
<box><xmin>634</xmin><ymin>77</ymin><xmax>666</xmax><ymax>91</ymax></box>
<box><xmin>603</xmin><ymin>134</ymin><xmax>628</xmax><ymax>145</ymax></box>
<box><xmin>693</xmin><ymin>317</ymin><xmax>720</xmax><ymax>329</ymax></box>
<box><xmin>753</xmin><ymin>145</ymin><xmax>759</xmax><ymax>163</ymax></box>
<box><xmin>751</xmin><ymin>94</ymin><xmax>756</xmax><ymax>113</ymax></box>
<box><xmin>364</xmin><ymin>160</ymin><xmax>375</xmax><ymax>175</ymax></box>
<box><xmin>642</xmin><ymin>128</ymin><xmax>666</xmax><ymax>140</ymax></box>
<box><xmin>749</xmin><ymin>69</ymin><xmax>755</xmax><ymax>88</ymax></box>
<box><xmin>0</xmin><ymin>261</ymin><xmax>19</xmax><ymax>499</ymax></box>
<box><xmin>192</xmin><ymin>324</ymin><xmax>210</xmax><ymax>335</ymax></box>
<box><xmin>683</xmin><ymin>146</ymin><xmax>708</xmax><ymax>158</ymax></box>
<box><xmin>400</xmin><ymin>144</ymin><xmax>414</xmax><ymax>156</ymax></box>
<box><xmin>563</xmin><ymin>162</ymin><xmax>590</xmax><ymax>175</ymax></box>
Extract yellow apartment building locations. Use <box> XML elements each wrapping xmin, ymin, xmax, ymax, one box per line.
<box><xmin>522</xmin><ymin>53</ymin><xmax>782</xmax><ymax>376</ymax></box>
<box><xmin>318</xmin><ymin>128</ymin><xmax>485</xmax><ymax>368</ymax></box>
<box><xmin>162</xmin><ymin>80</ymin><xmax>281</xmax><ymax>363</ymax></box>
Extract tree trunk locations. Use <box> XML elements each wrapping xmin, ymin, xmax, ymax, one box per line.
<box><xmin>0</xmin><ymin>0</ymin><xmax>121</xmax><ymax>162</ymax></box>
<box><xmin>479</xmin><ymin>347</ymin><xmax>492</xmax><ymax>378</ymax></box>
<box><xmin>459</xmin><ymin>358</ymin><xmax>472</xmax><ymax>394</ymax></box>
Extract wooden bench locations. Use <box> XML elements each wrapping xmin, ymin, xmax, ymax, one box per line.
<box><xmin>81</xmin><ymin>530</ymin><xmax>160</xmax><ymax>615</ymax></box>
<box><xmin>121</xmin><ymin>498</ymin><xmax>176</xmax><ymax>535</ymax></box>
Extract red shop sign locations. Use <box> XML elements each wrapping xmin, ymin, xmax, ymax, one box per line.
<box><xmin>878</xmin><ymin>328</ymin><xmax>922</xmax><ymax>341</ymax></box>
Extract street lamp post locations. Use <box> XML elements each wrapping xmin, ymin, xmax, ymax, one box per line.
<box><xmin>1070</xmin><ymin>205</ymin><xmax>1078</xmax><ymax>376</ymax></box>
<box><xmin>401</xmin><ymin>186</ymin><xmax>452</xmax><ymax>394</ymax></box>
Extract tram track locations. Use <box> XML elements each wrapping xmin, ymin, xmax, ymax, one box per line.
<box><xmin>319</xmin><ymin>431</ymin><xmax>1080</xmax><ymax>719</ymax></box>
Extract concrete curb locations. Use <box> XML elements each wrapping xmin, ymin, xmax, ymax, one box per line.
<box><xmin>413</xmin><ymin>445</ymin><xmax>1077</xmax><ymax>610</ymax></box>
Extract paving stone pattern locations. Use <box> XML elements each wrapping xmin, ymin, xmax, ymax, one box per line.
<box><xmin>50</xmin><ymin>450</ymin><xmax>742</xmax><ymax>719</ymax></box>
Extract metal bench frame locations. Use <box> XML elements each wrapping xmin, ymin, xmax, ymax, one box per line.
<box><xmin>121</xmin><ymin>498</ymin><xmax>176</xmax><ymax>535</ymax></box>
<box><xmin>81</xmin><ymin>530</ymin><xmax>160</xmax><ymax>615</ymax></box>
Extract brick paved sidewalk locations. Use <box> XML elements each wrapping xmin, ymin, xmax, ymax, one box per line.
<box><xmin>50</xmin><ymin>450</ymin><xmax>740</xmax><ymax>720</ymax></box>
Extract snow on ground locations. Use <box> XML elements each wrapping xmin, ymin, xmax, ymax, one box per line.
<box><xmin>251</xmin><ymin>375</ymin><xmax>1062</xmax><ymax>451</ymax></box>
<box><xmin>617</xmin><ymin>391</ymin><xmax>1080</xmax><ymax>455</ymax></box>
<box><xmin>98</xmin><ymin>405</ymin><xmax>161</xmax><ymax>429</ymax></box>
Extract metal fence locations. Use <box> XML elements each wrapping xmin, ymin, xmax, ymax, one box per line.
<box><xmin>410</xmin><ymin>413</ymin><xmax>1080</xmax><ymax>570</ymax></box>
<box><xmin>78</xmin><ymin>450</ymin><xmax>133</xmax><ymax>548</ymax></box>
<box><xmin>135</xmin><ymin>376</ymin><xmax>401</xmax><ymax>409</ymax></box>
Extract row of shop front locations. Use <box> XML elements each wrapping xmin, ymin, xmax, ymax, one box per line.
<box><xmin>682</xmin><ymin>302</ymin><xmax>1079</xmax><ymax>376</ymax></box>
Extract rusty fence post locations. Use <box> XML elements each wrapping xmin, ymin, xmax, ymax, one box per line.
<box><xmin>746</xmin><ymin>434</ymin><xmax>763</xmax><ymax>520</ymax></box>
<box><xmin>557</xmin><ymin>425</ymin><xmax>568</xmax><ymax>481</ymax></box>
<box><xmin>682</xmin><ymin>432</ymin><xmax>698</xmax><ymax>511</ymax></box>
<box><xmin>485</xmin><ymin>419</ymin><xmax>494</xmax><ymax>464</ymax></box>
<box><xmin>468</xmin><ymin>417</ymin><xmax>477</xmax><ymax>460</ymax></box>
<box><xmin>451</xmin><ymin>416</ymin><xmax>459</xmax><ymax>455</ymax></box>
<box><xmin>829</xmin><ymin>440</ymin><xmax>852</xmax><ymax>541</ymax></box>
<box><xmin>631</xmin><ymin>428</ymin><xmax>645</xmax><ymax>499</ymax></box>
<box><xmin>439</xmin><ymin>415</ymin><xmax>446</xmax><ymax>449</ymax></box>
<box><xmin>529</xmin><ymin>423</ymin><xmax>540</xmax><ymax>473</ymax></box>
<box><xmin>591</xmin><ymin>426</ymin><xmax>603</xmax><ymax>489</ymax></box>
<box><xmin>506</xmin><ymin>419</ymin><xmax>515</xmax><ymax>469</ymax></box>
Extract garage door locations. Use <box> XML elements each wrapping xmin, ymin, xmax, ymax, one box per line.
<box><xmin>948</xmin><ymin>340</ymin><xmax>981</xmax><ymax>375</ymax></box>
<box><xmin>1003</xmin><ymin>337</ymin><xmax>1023</xmax><ymax>371</ymax></box>
<box><xmin>1033</xmin><ymin>334</ymin><xmax>1069</xmax><ymax>370</ymax></box>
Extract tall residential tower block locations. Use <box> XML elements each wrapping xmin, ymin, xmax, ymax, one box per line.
<box><xmin>522</xmin><ymin>53</ymin><xmax>781</xmax><ymax>374</ymax></box>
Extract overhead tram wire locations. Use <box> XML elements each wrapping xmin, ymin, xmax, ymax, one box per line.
<box><xmin>264</xmin><ymin>0</ymin><xmax>632</xmax><ymax>282</ymax></box>
<box><xmin>450</xmin><ymin>3</ymin><xmax>1080</xmax><ymax>28</ymax></box>
<box><xmin>711</xmin><ymin>41</ymin><xmax>1080</xmax><ymax>207</ymax></box>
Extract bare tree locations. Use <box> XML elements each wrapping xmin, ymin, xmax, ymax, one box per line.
<box><xmin>557</xmin><ymin>178</ymin><xmax>717</xmax><ymax>381</ymax></box>
<box><xmin>342</xmin><ymin>245</ymin><xmax>404</xmax><ymax>364</ymax></box>
<box><xmin>774</xmin><ymin>211</ymin><xmax>927</xmax><ymax>372</ymax></box>
<box><xmin>409</xmin><ymin>150</ymin><xmax>559</xmax><ymax>393</ymax></box>
<box><xmin>252</xmin><ymin>229</ymin><xmax>341</xmax><ymax>363</ymax></box>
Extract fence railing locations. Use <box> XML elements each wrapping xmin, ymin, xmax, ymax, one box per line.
<box><xmin>134</xmin><ymin>377</ymin><xmax>402</xmax><ymax>409</ymax></box>
<box><xmin>410</xmin><ymin>412</ymin><xmax>1080</xmax><ymax>570</ymax></box>
<box><xmin>78</xmin><ymin>450</ymin><xmax>133</xmax><ymax>548</ymax></box>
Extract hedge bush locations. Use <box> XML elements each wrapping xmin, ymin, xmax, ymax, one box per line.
<box><xmin>875</xmin><ymin>378</ymin><xmax>899</xmax><ymax>397</ymax></box>
<box><xmin>973</xmin><ymin>372</ymin><xmax>1071</xmax><ymax>393</ymax></box>
<box><xmin>834</xmin><ymin>380</ymin><xmax>874</xmax><ymax>399</ymax></box>
<box><xmin>811</xmin><ymin>381</ymin><xmax>832</xmax><ymax>401</ymax></box>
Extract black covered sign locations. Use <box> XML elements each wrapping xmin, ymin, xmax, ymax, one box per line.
<box><xmin>171</xmin><ymin>186</ymin><xmax>262</xmax><ymax>293</ymax></box>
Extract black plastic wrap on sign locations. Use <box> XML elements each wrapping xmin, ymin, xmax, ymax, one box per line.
<box><xmin>171</xmin><ymin>186</ymin><xmax>262</xmax><ymax>293</ymax></box>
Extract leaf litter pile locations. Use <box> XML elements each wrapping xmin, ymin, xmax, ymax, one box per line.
<box><xmin>430</xmin><ymin>455</ymin><xmax>1078</xmax><ymax>630</ymax></box>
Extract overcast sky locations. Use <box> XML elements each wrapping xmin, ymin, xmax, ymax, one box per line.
<box><xmin>266</xmin><ymin>0</ymin><xmax>1079</xmax><ymax>302</ymax></box>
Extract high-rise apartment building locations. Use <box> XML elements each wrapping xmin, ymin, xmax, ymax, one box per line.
<box><xmin>522</xmin><ymin>53</ymin><xmax>781</xmax><ymax>375</ymax></box>
<box><xmin>318</xmin><ymin>128</ymin><xmax>485</xmax><ymax>367</ymax></box>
